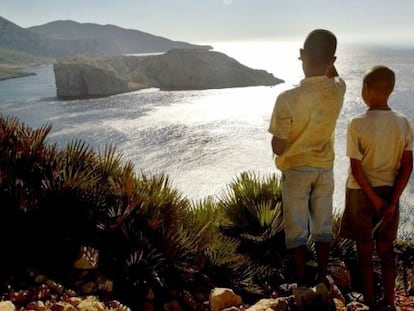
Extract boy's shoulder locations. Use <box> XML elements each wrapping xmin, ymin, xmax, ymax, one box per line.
<box><xmin>350</xmin><ymin>111</ymin><xmax>368</xmax><ymax>121</ymax></box>
<box><xmin>276</xmin><ymin>85</ymin><xmax>300</xmax><ymax>102</ymax></box>
<box><xmin>350</xmin><ymin>110</ymin><xmax>412</xmax><ymax>125</ymax></box>
<box><xmin>393</xmin><ymin>110</ymin><xmax>411</xmax><ymax>120</ymax></box>
<box><xmin>276</xmin><ymin>76</ymin><xmax>345</xmax><ymax>104</ymax></box>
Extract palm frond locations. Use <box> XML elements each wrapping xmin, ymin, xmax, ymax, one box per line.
<box><xmin>177</xmin><ymin>197</ymin><xmax>223</xmax><ymax>253</ymax></box>
<box><xmin>204</xmin><ymin>236</ymin><xmax>242</xmax><ymax>268</ymax></box>
<box><xmin>97</xmin><ymin>145</ymin><xmax>124</xmax><ymax>177</ymax></box>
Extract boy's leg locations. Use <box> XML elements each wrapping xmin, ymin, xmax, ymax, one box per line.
<box><xmin>374</xmin><ymin>187</ymin><xmax>398</xmax><ymax>308</ymax></box>
<box><xmin>377</xmin><ymin>240</ymin><xmax>396</xmax><ymax>307</ymax></box>
<box><xmin>292</xmin><ymin>245</ymin><xmax>307</xmax><ymax>286</ymax></box>
<box><xmin>282</xmin><ymin>167</ymin><xmax>314</xmax><ymax>285</ymax></box>
<box><xmin>309</xmin><ymin>167</ymin><xmax>334</xmax><ymax>284</ymax></box>
<box><xmin>316</xmin><ymin>241</ymin><xmax>330</xmax><ymax>284</ymax></box>
<box><xmin>356</xmin><ymin>240</ymin><xmax>375</xmax><ymax>308</ymax></box>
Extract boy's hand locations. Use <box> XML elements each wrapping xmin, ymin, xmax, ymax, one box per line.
<box><xmin>372</xmin><ymin>198</ymin><xmax>386</xmax><ymax>216</ymax></box>
<box><xmin>383</xmin><ymin>204</ymin><xmax>397</xmax><ymax>224</ymax></box>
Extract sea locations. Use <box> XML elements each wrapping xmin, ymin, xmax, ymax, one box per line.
<box><xmin>1</xmin><ymin>40</ymin><xmax>414</xmax><ymax>235</ymax></box>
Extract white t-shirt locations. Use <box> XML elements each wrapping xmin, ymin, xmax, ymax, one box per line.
<box><xmin>268</xmin><ymin>75</ymin><xmax>345</xmax><ymax>171</ymax></box>
<box><xmin>347</xmin><ymin>109</ymin><xmax>413</xmax><ymax>189</ymax></box>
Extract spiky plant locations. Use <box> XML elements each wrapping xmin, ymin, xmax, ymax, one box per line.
<box><xmin>180</xmin><ymin>197</ymin><xmax>223</xmax><ymax>253</ymax></box>
<box><xmin>394</xmin><ymin>240</ymin><xmax>414</xmax><ymax>296</ymax></box>
<box><xmin>0</xmin><ymin>115</ymin><xmax>58</xmax><ymax>281</ymax></box>
<box><xmin>92</xmin><ymin>145</ymin><xmax>128</xmax><ymax>214</ymax></box>
<box><xmin>179</xmin><ymin>198</ymin><xmax>266</xmax><ymax>301</ymax></box>
<box><xmin>0</xmin><ymin>115</ymin><xmax>57</xmax><ymax>212</ymax></box>
<box><xmin>96</xmin><ymin>171</ymin><xmax>201</xmax><ymax>306</ymax></box>
<box><xmin>218</xmin><ymin>171</ymin><xmax>288</xmax><ymax>290</ymax></box>
<box><xmin>183</xmin><ymin>197</ymin><xmax>243</xmax><ymax>284</ymax></box>
<box><xmin>33</xmin><ymin>140</ymin><xmax>103</xmax><ymax>278</ymax></box>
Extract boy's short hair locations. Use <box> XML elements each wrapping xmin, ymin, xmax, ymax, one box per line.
<box><xmin>363</xmin><ymin>65</ymin><xmax>395</xmax><ymax>96</ymax></box>
<box><xmin>303</xmin><ymin>29</ymin><xmax>337</xmax><ymax>65</ymax></box>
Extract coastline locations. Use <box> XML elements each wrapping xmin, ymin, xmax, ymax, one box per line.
<box><xmin>0</xmin><ymin>65</ymin><xmax>37</xmax><ymax>81</ymax></box>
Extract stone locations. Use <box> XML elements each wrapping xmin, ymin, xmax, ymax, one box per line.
<box><xmin>77</xmin><ymin>296</ymin><xmax>106</xmax><ymax>311</ymax></box>
<box><xmin>50</xmin><ymin>302</ymin><xmax>77</xmax><ymax>311</ymax></box>
<box><xmin>26</xmin><ymin>301</ymin><xmax>47</xmax><ymax>311</ymax></box>
<box><xmin>293</xmin><ymin>281</ymin><xmax>336</xmax><ymax>311</ymax></box>
<box><xmin>333</xmin><ymin>298</ymin><xmax>346</xmax><ymax>311</ymax></box>
<box><xmin>64</xmin><ymin>297</ymin><xmax>82</xmax><ymax>307</ymax></box>
<box><xmin>329</xmin><ymin>260</ymin><xmax>352</xmax><ymax>290</ymax></box>
<box><xmin>331</xmin><ymin>283</ymin><xmax>346</xmax><ymax>304</ymax></box>
<box><xmin>245</xmin><ymin>298</ymin><xmax>290</xmax><ymax>311</ymax></box>
<box><xmin>209</xmin><ymin>288</ymin><xmax>242</xmax><ymax>311</ymax></box>
<box><xmin>346</xmin><ymin>301</ymin><xmax>370</xmax><ymax>311</ymax></box>
<box><xmin>0</xmin><ymin>301</ymin><xmax>15</xmax><ymax>311</ymax></box>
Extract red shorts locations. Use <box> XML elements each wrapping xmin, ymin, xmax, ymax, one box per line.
<box><xmin>339</xmin><ymin>186</ymin><xmax>399</xmax><ymax>242</ymax></box>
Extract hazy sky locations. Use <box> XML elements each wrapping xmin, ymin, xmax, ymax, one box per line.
<box><xmin>1</xmin><ymin>0</ymin><xmax>414</xmax><ymax>45</ymax></box>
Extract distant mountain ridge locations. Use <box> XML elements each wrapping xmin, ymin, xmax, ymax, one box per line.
<box><xmin>0</xmin><ymin>16</ymin><xmax>49</xmax><ymax>56</ymax></box>
<box><xmin>0</xmin><ymin>16</ymin><xmax>211</xmax><ymax>58</ymax></box>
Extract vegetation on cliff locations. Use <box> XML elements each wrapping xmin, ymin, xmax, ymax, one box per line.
<box><xmin>0</xmin><ymin>47</ymin><xmax>52</xmax><ymax>80</ymax></box>
<box><xmin>1</xmin><ymin>114</ymin><xmax>414</xmax><ymax>310</ymax></box>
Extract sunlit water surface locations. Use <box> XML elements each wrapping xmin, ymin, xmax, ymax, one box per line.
<box><xmin>1</xmin><ymin>41</ymin><xmax>414</xmax><ymax>235</ymax></box>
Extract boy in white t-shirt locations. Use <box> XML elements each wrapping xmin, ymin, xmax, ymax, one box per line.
<box><xmin>340</xmin><ymin>65</ymin><xmax>413</xmax><ymax>311</ymax></box>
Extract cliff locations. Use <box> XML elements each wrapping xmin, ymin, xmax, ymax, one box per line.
<box><xmin>53</xmin><ymin>49</ymin><xmax>284</xmax><ymax>99</ymax></box>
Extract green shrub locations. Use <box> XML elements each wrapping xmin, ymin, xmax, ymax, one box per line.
<box><xmin>0</xmin><ymin>115</ymin><xmax>58</xmax><ymax>279</ymax></box>
<box><xmin>218</xmin><ymin>171</ymin><xmax>289</xmax><ymax>290</ymax></box>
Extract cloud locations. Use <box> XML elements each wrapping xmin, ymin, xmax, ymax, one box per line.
<box><xmin>223</xmin><ymin>0</ymin><xmax>233</xmax><ymax>5</ymax></box>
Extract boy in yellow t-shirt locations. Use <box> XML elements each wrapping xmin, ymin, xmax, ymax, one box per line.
<box><xmin>340</xmin><ymin>66</ymin><xmax>413</xmax><ymax>310</ymax></box>
<box><xmin>268</xmin><ymin>29</ymin><xmax>345</xmax><ymax>291</ymax></box>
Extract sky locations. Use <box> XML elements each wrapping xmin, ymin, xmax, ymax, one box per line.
<box><xmin>1</xmin><ymin>0</ymin><xmax>414</xmax><ymax>45</ymax></box>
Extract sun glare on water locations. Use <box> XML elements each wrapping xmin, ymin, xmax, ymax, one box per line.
<box><xmin>210</xmin><ymin>40</ymin><xmax>303</xmax><ymax>85</ymax></box>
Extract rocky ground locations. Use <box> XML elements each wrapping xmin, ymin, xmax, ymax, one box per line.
<box><xmin>2</xmin><ymin>270</ymin><xmax>414</xmax><ymax>311</ymax></box>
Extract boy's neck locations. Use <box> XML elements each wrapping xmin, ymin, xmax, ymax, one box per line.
<box><xmin>368</xmin><ymin>104</ymin><xmax>391</xmax><ymax>110</ymax></box>
<box><xmin>304</xmin><ymin>68</ymin><xmax>326</xmax><ymax>78</ymax></box>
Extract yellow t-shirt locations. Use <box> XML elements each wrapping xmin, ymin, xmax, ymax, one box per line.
<box><xmin>268</xmin><ymin>76</ymin><xmax>346</xmax><ymax>171</ymax></box>
<box><xmin>346</xmin><ymin>109</ymin><xmax>413</xmax><ymax>189</ymax></box>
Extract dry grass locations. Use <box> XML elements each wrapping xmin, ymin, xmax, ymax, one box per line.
<box><xmin>0</xmin><ymin>64</ymin><xmax>36</xmax><ymax>80</ymax></box>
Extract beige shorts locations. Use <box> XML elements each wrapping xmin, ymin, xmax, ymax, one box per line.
<box><xmin>339</xmin><ymin>186</ymin><xmax>399</xmax><ymax>242</ymax></box>
<box><xmin>282</xmin><ymin>166</ymin><xmax>334</xmax><ymax>249</ymax></box>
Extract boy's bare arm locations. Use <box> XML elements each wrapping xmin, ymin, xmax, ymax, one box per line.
<box><xmin>326</xmin><ymin>64</ymin><xmax>338</xmax><ymax>78</ymax></box>
<box><xmin>271</xmin><ymin>136</ymin><xmax>287</xmax><ymax>155</ymax></box>
<box><xmin>383</xmin><ymin>150</ymin><xmax>413</xmax><ymax>222</ymax></box>
<box><xmin>389</xmin><ymin>150</ymin><xmax>413</xmax><ymax>205</ymax></box>
<box><xmin>350</xmin><ymin>158</ymin><xmax>385</xmax><ymax>214</ymax></box>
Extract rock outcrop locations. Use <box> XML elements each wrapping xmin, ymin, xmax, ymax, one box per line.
<box><xmin>53</xmin><ymin>48</ymin><xmax>284</xmax><ymax>99</ymax></box>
